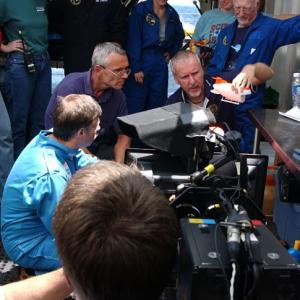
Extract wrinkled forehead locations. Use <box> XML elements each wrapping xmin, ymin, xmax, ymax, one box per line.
<box><xmin>105</xmin><ymin>52</ymin><xmax>129</xmax><ymax>68</ymax></box>
<box><xmin>173</xmin><ymin>56</ymin><xmax>203</xmax><ymax>75</ymax></box>
<box><xmin>233</xmin><ymin>0</ymin><xmax>257</xmax><ymax>8</ymax></box>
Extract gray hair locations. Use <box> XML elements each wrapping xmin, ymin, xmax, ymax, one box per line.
<box><xmin>170</xmin><ymin>50</ymin><xmax>202</xmax><ymax>75</ymax></box>
<box><xmin>91</xmin><ymin>42</ymin><xmax>127</xmax><ymax>67</ymax></box>
<box><xmin>233</xmin><ymin>0</ymin><xmax>259</xmax><ymax>5</ymax></box>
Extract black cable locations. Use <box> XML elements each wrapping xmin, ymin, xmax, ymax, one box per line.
<box><xmin>191</xmin><ymin>154</ymin><xmax>235</xmax><ymax>185</ymax></box>
<box><xmin>214</xmin><ymin>222</ymin><xmax>230</xmax><ymax>297</ymax></box>
<box><xmin>243</xmin><ymin>232</ymin><xmax>252</xmax><ymax>297</ymax></box>
<box><xmin>212</xmin><ymin>129</ymin><xmax>244</xmax><ymax>205</ymax></box>
<box><xmin>247</xmin><ymin>263</ymin><xmax>260</xmax><ymax>299</ymax></box>
<box><xmin>222</xmin><ymin>122</ymin><xmax>231</xmax><ymax>132</ymax></box>
<box><xmin>225</xmin><ymin>132</ymin><xmax>240</xmax><ymax>162</ymax></box>
<box><xmin>244</xmin><ymin>232</ymin><xmax>261</xmax><ymax>299</ymax></box>
<box><xmin>207</xmin><ymin>174</ymin><xmax>239</xmax><ymax>187</ymax></box>
<box><xmin>229</xmin><ymin>178</ymin><xmax>241</xmax><ymax>204</ymax></box>
<box><xmin>213</xmin><ymin>129</ymin><xmax>240</xmax><ymax>163</ymax></box>
<box><xmin>221</xmin><ymin>127</ymin><xmax>240</xmax><ymax>158</ymax></box>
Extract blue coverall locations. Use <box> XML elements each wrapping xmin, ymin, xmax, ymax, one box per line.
<box><xmin>124</xmin><ymin>0</ymin><xmax>184</xmax><ymax>114</ymax></box>
<box><xmin>207</xmin><ymin>13</ymin><xmax>300</xmax><ymax>153</ymax></box>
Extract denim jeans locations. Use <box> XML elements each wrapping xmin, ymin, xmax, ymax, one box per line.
<box><xmin>5</xmin><ymin>52</ymin><xmax>51</xmax><ymax>159</ymax></box>
<box><xmin>0</xmin><ymin>92</ymin><xmax>14</xmax><ymax>199</ymax></box>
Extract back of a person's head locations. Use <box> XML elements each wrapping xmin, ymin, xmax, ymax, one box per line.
<box><xmin>91</xmin><ymin>42</ymin><xmax>126</xmax><ymax>67</ymax></box>
<box><xmin>53</xmin><ymin>161</ymin><xmax>178</xmax><ymax>300</ymax></box>
<box><xmin>53</xmin><ymin>94</ymin><xmax>101</xmax><ymax>141</ymax></box>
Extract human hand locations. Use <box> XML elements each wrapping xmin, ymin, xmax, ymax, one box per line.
<box><xmin>232</xmin><ymin>65</ymin><xmax>255</xmax><ymax>93</ymax></box>
<box><xmin>1</xmin><ymin>39</ymin><xmax>24</xmax><ymax>53</ymax></box>
<box><xmin>134</xmin><ymin>71</ymin><xmax>144</xmax><ymax>84</ymax></box>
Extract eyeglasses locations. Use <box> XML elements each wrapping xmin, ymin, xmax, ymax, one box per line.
<box><xmin>100</xmin><ymin>65</ymin><xmax>131</xmax><ymax>78</ymax></box>
<box><xmin>234</xmin><ymin>6</ymin><xmax>254</xmax><ymax>13</ymax></box>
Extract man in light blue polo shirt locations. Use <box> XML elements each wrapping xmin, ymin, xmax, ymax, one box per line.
<box><xmin>1</xmin><ymin>94</ymin><xmax>101</xmax><ymax>274</ymax></box>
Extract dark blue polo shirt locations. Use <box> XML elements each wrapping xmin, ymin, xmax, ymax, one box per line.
<box><xmin>45</xmin><ymin>70</ymin><xmax>128</xmax><ymax>134</ymax></box>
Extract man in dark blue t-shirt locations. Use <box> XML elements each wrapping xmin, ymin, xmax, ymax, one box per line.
<box><xmin>207</xmin><ymin>0</ymin><xmax>300</xmax><ymax>152</ymax></box>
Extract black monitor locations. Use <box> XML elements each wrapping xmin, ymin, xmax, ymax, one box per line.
<box><xmin>240</xmin><ymin>154</ymin><xmax>269</xmax><ymax>209</ymax></box>
<box><xmin>118</xmin><ymin>102</ymin><xmax>215</xmax><ymax>159</ymax></box>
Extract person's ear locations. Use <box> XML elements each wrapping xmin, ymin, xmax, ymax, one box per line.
<box><xmin>92</xmin><ymin>64</ymin><xmax>103</xmax><ymax>75</ymax></box>
<box><xmin>63</xmin><ymin>269</ymin><xmax>74</xmax><ymax>290</ymax></box>
<box><xmin>174</xmin><ymin>75</ymin><xmax>180</xmax><ymax>85</ymax></box>
<box><xmin>77</xmin><ymin>128</ymin><xmax>85</xmax><ymax>137</ymax></box>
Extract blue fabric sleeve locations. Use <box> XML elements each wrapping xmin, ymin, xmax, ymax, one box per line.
<box><xmin>76</xmin><ymin>151</ymin><xmax>98</xmax><ymax>168</ymax></box>
<box><xmin>25</xmin><ymin>174</ymin><xmax>68</xmax><ymax>235</ymax></box>
<box><xmin>270</xmin><ymin>15</ymin><xmax>300</xmax><ymax>48</ymax></box>
<box><xmin>113</xmin><ymin>92</ymin><xmax>128</xmax><ymax>134</ymax></box>
<box><xmin>206</xmin><ymin>28</ymin><xmax>227</xmax><ymax>75</ymax></box>
<box><xmin>168</xmin><ymin>13</ymin><xmax>185</xmax><ymax>58</ymax></box>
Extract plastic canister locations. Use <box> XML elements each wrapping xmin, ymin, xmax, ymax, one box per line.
<box><xmin>288</xmin><ymin>240</ymin><xmax>300</xmax><ymax>263</ymax></box>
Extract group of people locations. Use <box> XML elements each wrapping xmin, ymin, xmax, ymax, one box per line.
<box><xmin>188</xmin><ymin>0</ymin><xmax>300</xmax><ymax>152</ymax></box>
<box><xmin>0</xmin><ymin>0</ymin><xmax>300</xmax><ymax>298</ymax></box>
<box><xmin>0</xmin><ymin>0</ymin><xmax>184</xmax><ymax>162</ymax></box>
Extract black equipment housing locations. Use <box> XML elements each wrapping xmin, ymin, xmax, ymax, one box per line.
<box><xmin>118</xmin><ymin>103</ymin><xmax>215</xmax><ymax>164</ymax></box>
<box><xmin>117</xmin><ymin>104</ymin><xmax>299</xmax><ymax>299</ymax></box>
<box><xmin>179</xmin><ymin>216</ymin><xmax>300</xmax><ymax>300</ymax></box>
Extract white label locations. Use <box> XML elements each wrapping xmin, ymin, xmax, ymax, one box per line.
<box><xmin>36</xmin><ymin>6</ymin><xmax>45</xmax><ymax>12</ymax></box>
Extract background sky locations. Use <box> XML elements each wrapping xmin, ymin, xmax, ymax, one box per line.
<box><xmin>168</xmin><ymin>0</ymin><xmax>195</xmax><ymax>7</ymax></box>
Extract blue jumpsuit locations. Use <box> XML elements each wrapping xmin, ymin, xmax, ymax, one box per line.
<box><xmin>207</xmin><ymin>13</ymin><xmax>300</xmax><ymax>153</ymax></box>
<box><xmin>124</xmin><ymin>0</ymin><xmax>184</xmax><ymax>114</ymax></box>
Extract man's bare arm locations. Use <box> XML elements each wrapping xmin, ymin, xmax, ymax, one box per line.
<box><xmin>247</xmin><ymin>63</ymin><xmax>274</xmax><ymax>85</ymax></box>
<box><xmin>232</xmin><ymin>63</ymin><xmax>274</xmax><ymax>91</ymax></box>
<box><xmin>114</xmin><ymin>134</ymin><xmax>131</xmax><ymax>163</ymax></box>
<box><xmin>2</xmin><ymin>269</ymin><xmax>72</xmax><ymax>300</ymax></box>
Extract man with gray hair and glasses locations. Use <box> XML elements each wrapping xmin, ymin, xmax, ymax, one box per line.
<box><xmin>207</xmin><ymin>0</ymin><xmax>300</xmax><ymax>153</ymax></box>
<box><xmin>45</xmin><ymin>42</ymin><xmax>131</xmax><ymax>163</ymax></box>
